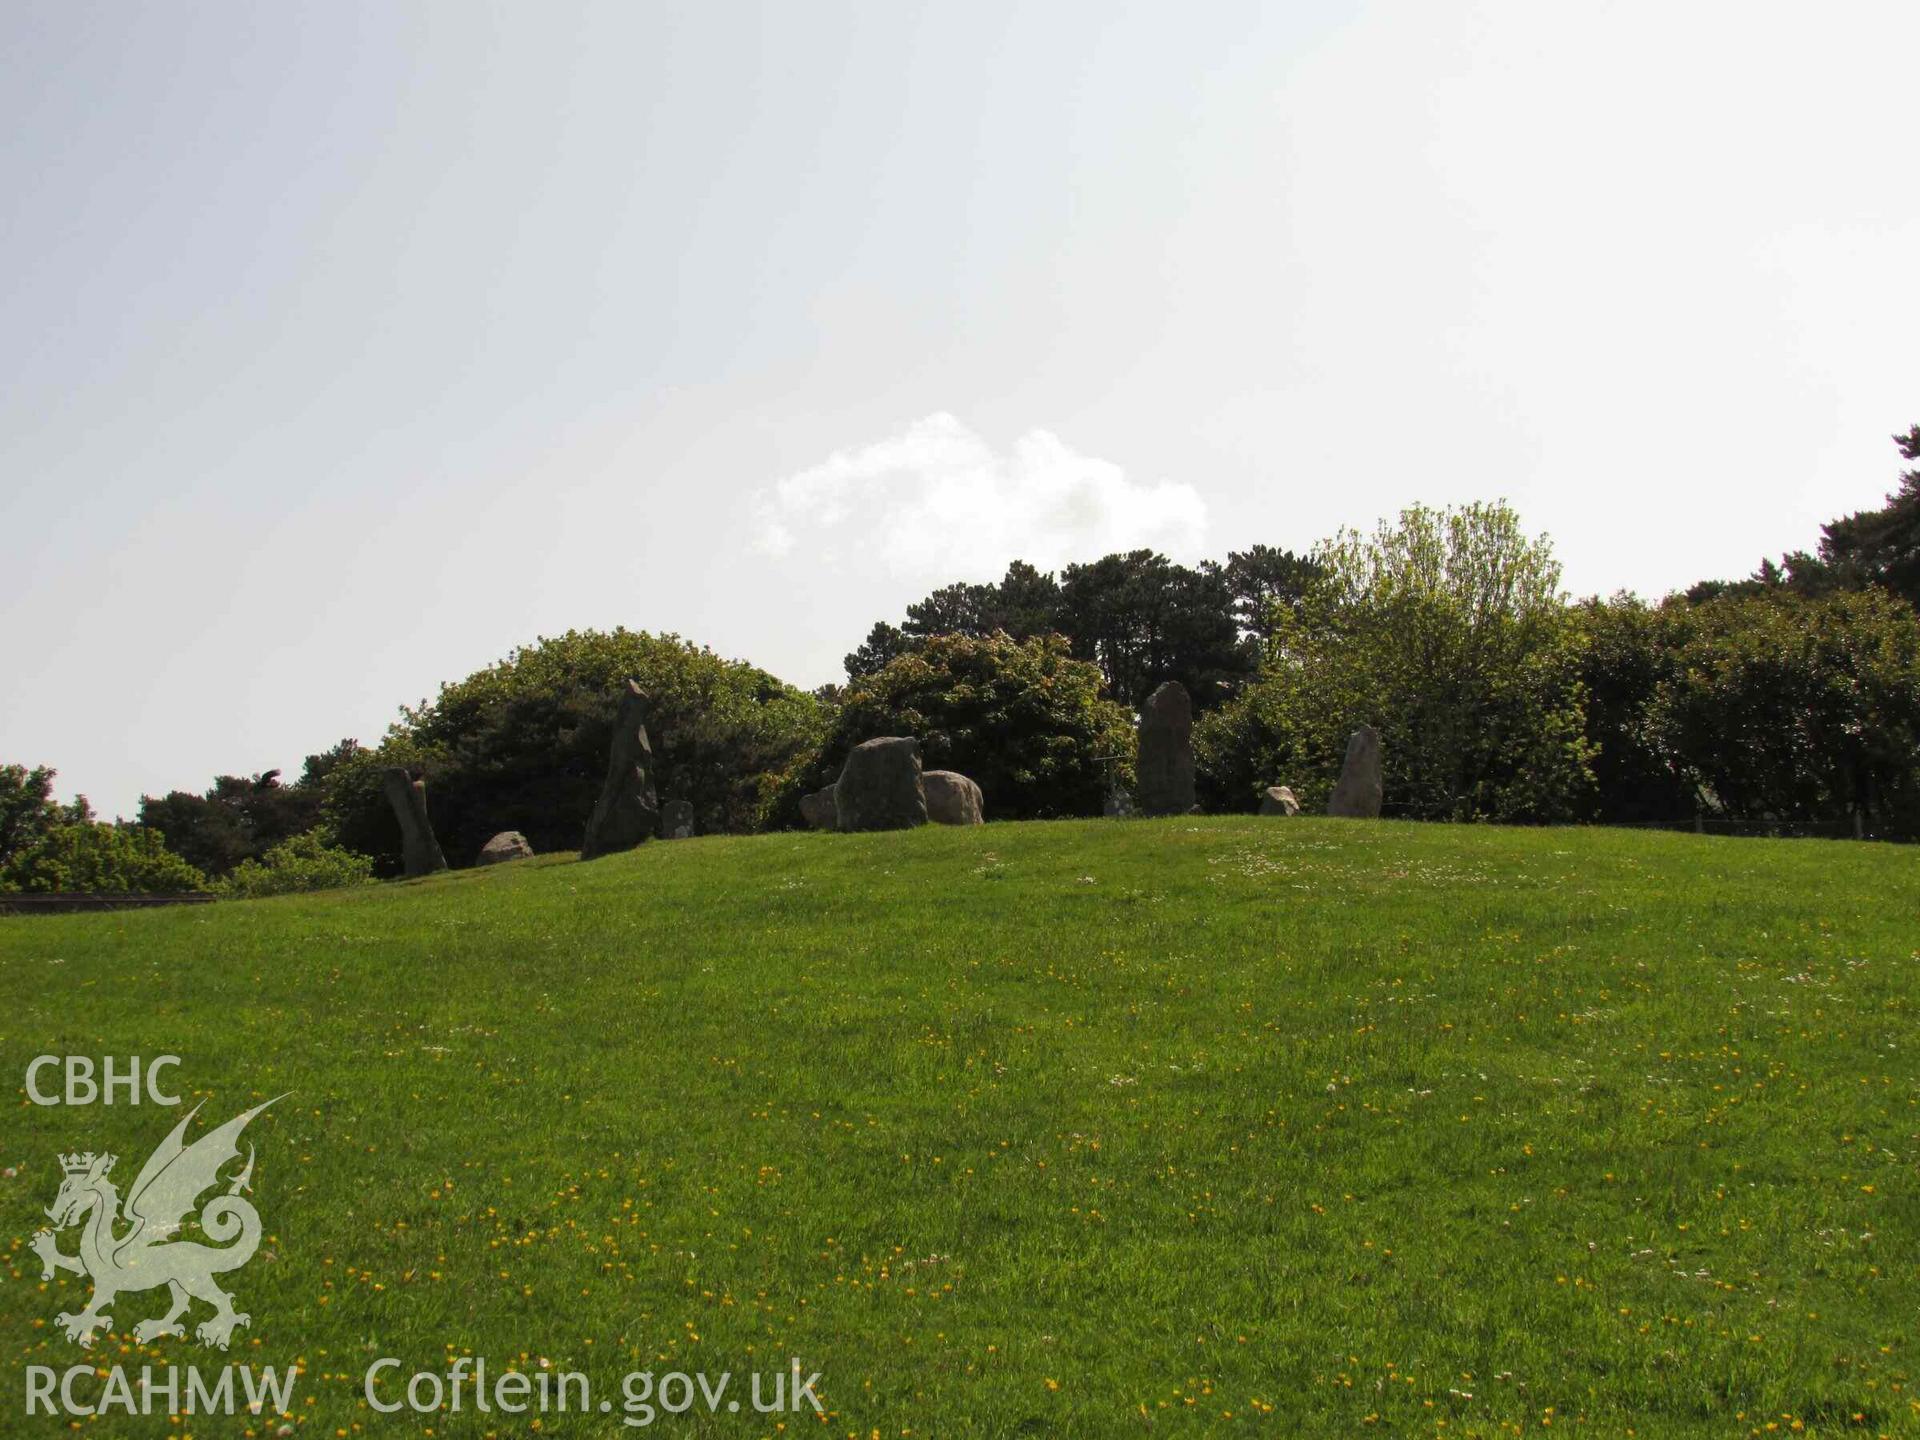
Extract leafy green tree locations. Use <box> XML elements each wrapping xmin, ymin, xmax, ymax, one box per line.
<box><xmin>1653</xmin><ymin>589</ymin><xmax>1920</xmax><ymax>835</ymax></box>
<box><xmin>136</xmin><ymin>767</ymin><xmax>330</xmax><ymax>878</ymax></box>
<box><xmin>845</xmin><ymin>621</ymin><xmax>914</xmax><ymax>680</ymax></box>
<box><xmin>786</xmin><ymin>632</ymin><xmax>1134</xmax><ymax>822</ymax></box>
<box><xmin>1792</xmin><ymin>424</ymin><xmax>1920</xmax><ymax>606</ymax></box>
<box><xmin>1</xmin><ymin>765</ymin><xmax>99</xmax><ymax>890</ymax></box>
<box><xmin>845</xmin><ymin>562</ymin><xmax>1067</xmax><ymax>680</ymax></box>
<box><xmin>1221</xmin><ymin>545</ymin><xmax>1322</xmax><ymax>644</ymax></box>
<box><xmin>1570</xmin><ymin>596</ymin><xmax>1697</xmax><ymax>823</ymax></box>
<box><xmin>4</xmin><ymin>822</ymin><xmax>207</xmax><ymax>894</ymax></box>
<box><xmin>218</xmin><ymin>828</ymin><xmax>376</xmax><ymax>898</ymax></box>
<box><xmin>1198</xmin><ymin>503</ymin><xmax>1594</xmax><ymax>819</ymax></box>
<box><xmin>1690</xmin><ymin>423</ymin><xmax>1920</xmax><ymax>607</ymax></box>
<box><xmin>327</xmin><ymin>630</ymin><xmax>828</xmax><ymax>870</ymax></box>
<box><xmin>1</xmin><ymin>764</ymin><xmax>62</xmax><ymax>875</ymax></box>
<box><xmin>1057</xmin><ymin>550</ymin><xmax>1254</xmax><ymax>709</ymax></box>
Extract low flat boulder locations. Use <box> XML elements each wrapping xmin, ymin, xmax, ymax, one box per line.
<box><xmin>833</xmin><ymin>737</ymin><xmax>927</xmax><ymax>832</ymax></box>
<box><xmin>923</xmin><ymin>770</ymin><xmax>984</xmax><ymax>825</ymax></box>
<box><xmin>661</xmin><ymin>799</ymin><xmax>694</xmax><ymax>839</ymax></box>
<box><xmin>1258</xmin><ymin>785</ymin><xmax>1300</xmax><ymax>816</ymax></box>
<box><xmin>799</xmin><ymin>788</ymin><xmax>838</xmax><ymax>830</ymax></box>
<box><xmin>476</xmin><ymin>831</ymin><xmax>534</xmax><ymax>865</ymax></box>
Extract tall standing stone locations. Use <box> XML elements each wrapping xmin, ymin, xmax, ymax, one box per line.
<box><xmin>381</xmin><ymin>768</ymin><xmax>448</xmax><ymax>877</ymax></box>
<box><xmin>1326</xmin><ymin>726</ymin><xmax>1383</xmax><ymax>818</ymax></box>
<box><xmin>833</xmin><ymin>737</ymin><xmax>927</xmax><ymax>831</ymax></box>
<box><xmin>1136</xmin><ymin>681</ymin><xmax>1196</xmax><ymax>817</ymax></box>
<box><xmin>581</xmin><ymin>679</ymin><xmax>662</xmax><ymax>859</ymax></box>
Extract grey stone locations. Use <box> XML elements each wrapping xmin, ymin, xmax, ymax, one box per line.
<box><xmin>1258</xmin><ymin>785</ymin><xmax>1300</xmax><ymax>817</ymax></box>
<box><xmin>1136</xmin><ymin>681</ymin><xmax>1196</xmax><ymax>816</ymax></box>
<box><xmin>381</xmin><ymin>768</ymin><xmax>448</xmax><ymax>877</ymax></box>
<box><xmin>581</xmin><ymin>679</ymin><xmax>662</xmax><ymax>859</ymax></box>
<box><xmin>477</xmin><ymin>830</ymin><xmax>534</xmax><ymax>865</ymax></box>
<box><xmin>923</xmin><ymin>770</ymin><xmax>984</xmax><ymax>825</ymax></box>
<box><xmin>661</xmin><ymin>799</ymin><xmax>695</xmax><ymax>839</ymax></box>
<box><xmin>833</xmin><ymin>737</ymin><xmax>927</xmax><ymax>832</ymax></box>
<box><xmin>1103</xmin><ymin>780</ymin><xmax>1135</xmax><ymax>818</ymax></box>
<box><xmin>1326</xmin><ymin>726</ymin><xmax>1383</xmax><ymax>818</ymax></box>
<box><xmin>799</xmin><ymin>787</ymin><xmax>839</xmax><ymax>830</ymax></box>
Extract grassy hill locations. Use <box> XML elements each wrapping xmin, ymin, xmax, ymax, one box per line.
<box><xmin>1</xmin><ymin>818</ymin><xmax>1915</xmax><ymax>1437</ymax></box>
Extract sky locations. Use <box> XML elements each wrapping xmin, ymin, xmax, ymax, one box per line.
<box><xmin>3</xmin><ymin>1</ymin><xmax>1917</xmax><ymax>819</ymax></box>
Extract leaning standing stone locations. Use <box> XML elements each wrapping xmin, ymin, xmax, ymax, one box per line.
<box><xmin>661</xmin><ymin>799</ymin><xmax>695</xmax><ymax>839</ymax></box>
<box><xmin>382</xmin><ymin>768</ymin><xmax>449</xmax><ymax>877</ymax></box>
<box><xmin>581</xmin><ymin>679</ymin><xmax>662</xmax><ymax>859</ymax></box>
<box><xmin>1326</xmin><ymin>726</ymin><xmax>1383</xmax><ymax>818</ymax></box>
<box><xmin>476</xmin><ymin>831</ymin><xmax>534</xmax><ymax>865</ymax></box>
<box><xmin>1258</xmin><ymin>785</ymin><xmax>1300</xmax><ymax>816</ymax></box>
<box><xmin>1136</xmin><ymin>681</ymin><xmax>1196</xmax><ymax>816</ymax></box>
<box><xmin>923</xmin><ymin>770</ymin><xmax>984</xmax><ymax>825</ymax></box>
<box><xmin>833</xmin><ymin>737</ymin><xmax>927</xmax><ymax>831</ymax></box>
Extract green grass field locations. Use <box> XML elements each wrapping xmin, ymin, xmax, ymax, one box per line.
<box><xmin>1</xmin><ymin>818</ymin><xmax>1915</xmax><ymax>1438</ymax></box>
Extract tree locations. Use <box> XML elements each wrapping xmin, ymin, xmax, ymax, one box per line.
<box><xmin>990</xmin><ymin>560</ymin><xmax>1065</xmax><ymax>638</ymax></box>
<box><xmin>845</xmin><ymin>562</ymin><xmax>1066</xmax><ymax>680</ymax></box>
<box><xmin>1794</xmin><ymin>424</ymin><xmax>1920</xmax><ymax>606</ymax></box>
<box><xmin>1570</xmin><ymin>596</ymin><xmax>1696</xmax><ymax>824</ymax></box>
<box><xmin>902</xmin><ymin>581</ymin><xmax>1002</xmax><ymax>638</ymax></box>
<box><xmin>1221</xmin><ymin>546</ymin><xmax>1322</xmax><ymax>644</ymax></box>
<box><xmin>1</xmin><ymin>764</ymin><xmax>98</xmax><ymax>890</ymax></box>
<box><xmin>1651</xmin><ymin>589</ymin><xmax>1920</xmax><ymax>836</ymax></box>
<box><xmin>1057</xmin><ymin>551</ymin><xmax>1254</xmax><ymax>709</ymax></box>
<box><xmin>137</xmin><ymin>768</ymin><xmax>327</xmax><ymax>878</ymax></box>
<box><xmin>845</xmin><ymin>621</ymin><xmax>913</xmax><ymax>681</ymax></box>
<box><xmin>0</xmin><ymin>764</ymin><xmax>61</xmax><ymax>875</ymax></box>
<box><xmin>785</xmin><ymin>632</ymin><xmax>1134</xmax><ymax>823</ymax></box>
<box><xmin>1690</xmin><ymin>423</ymin><xmax>1920</xmax><ymax>607</ymax></box>
<box><xmin>1198</xmin><ymin>502</ymin><xmax>1593</xmax><ymax>820</ymax></box>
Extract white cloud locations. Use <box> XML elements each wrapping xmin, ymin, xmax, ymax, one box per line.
<box><xmin>749</xmin><ymin>413</ymin><xmax>1208</xmax><ymax>581</ymax></box>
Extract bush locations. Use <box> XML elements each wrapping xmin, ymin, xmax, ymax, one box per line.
<box><xmin>324</xmin><ymin>630</ymin><xmax>828</xmax><ymax>871</ymax></box>
<box><xmin>778</xmin><ymin>631</ymin><xmax>1134</xmax><ymax>823</ymax></box>
<box><xmin>1198</xmin><ymin>502</ymin><xmax>1595</xmax><ymax>820</ymax></box>
<box><xmin>1654</xmin><ymin>590</ymin><xmax>1920</xmax><ymax>836</ymax></box>
<box><xmin>3</xmin><ymin>823</ymin><xmax>207</xmax><ymax>894</ymax></box>
<box><xmin>218</xmin><ymin>829</ymin><xmax>377</xmax><ymax>898</ymax></box>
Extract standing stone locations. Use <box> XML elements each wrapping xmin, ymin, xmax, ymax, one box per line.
<box><xmin>381</xmin><ymin>768</ymin><xmax>448</xmax><ymax>877</ymax></box>
<box><xmin>477</xmin><ymin>831</ymin><xmax>534</xmax><ymax>865</ymax></box>
<box><xmin>1136</xmin><ymin>681</ymin><xmax>1196</xmax><ymax>817</ymax></box>
<box><xmin>1103</xmin><ymin>781</ymin><xmax>1135</xmax><ymax>819</ymax></box>
<box><xmin>661</xmin><ymin>799</ymin><xmax>695</xmax><ymax>840</ymax></box>
<box><xmin>1326</xmin><ymin>726</ymin><xmax>1383</xmax><ymax>818</ymax></box>
<box><xmin>833</xmin><ymin>737</ymin><xmax>927</xmax><ymax>831</ymax></box>
<box><xmin>923</xmin><ymin>770</ymin><xmax>984</xmax><ymax>825</ymax></box>
<box><xmin>798</xmin><ymin>787</ymin><xmax>839</xmax><ymax>831</ymax></box>
<box><xmin>581</xmin><ymin>679</ymin><xmax>662</xmax><ymax>859</ymax></box>
<box><xmin>1258</xmin><ymin>785</ymin><xmax>1301</xmax><ymax>816</ymax></box>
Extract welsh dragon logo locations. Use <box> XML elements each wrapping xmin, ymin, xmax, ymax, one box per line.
<box><xmin>30</xmin><ymin>1098</ymin><xmax>281</xmax><ymax>1350</ymax></box>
